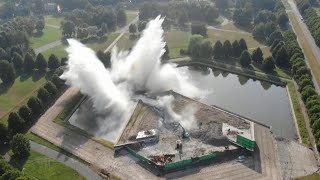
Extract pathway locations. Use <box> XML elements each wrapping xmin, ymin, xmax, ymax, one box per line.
<box><xmin>34</xmin><ymin>40</ymin><xmax>62</xmax><ymax>54</ymax></box>
<box><xmin>46</xmin><ymin>24</ymin><xmax>60</xmax><ymax>29</ymax></box>
<box><xmin>30</xmin><ymin>141</ymin><xmax>102</xmax><ymax>180</ymax></box>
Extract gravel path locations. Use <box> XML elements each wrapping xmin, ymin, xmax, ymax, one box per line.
<box><xmin>30</xmin><ymin>141</ymin><xmax>102</xmax><ymax>180</ymax></box>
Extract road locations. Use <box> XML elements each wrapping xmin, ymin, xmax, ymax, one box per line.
<box><xmin>284</xmin><ymin>0</ymin><xmax>320</xmax><ymax>165</ymax></box>
<box><xmin>286</xmin><ymin>0</ymin><xmax>320</xmax><ymax>93</ymax></box>
<box><xmin>30</xmin><ymin>141</ymin><xmax>102</xmax><ymax>180</ymax></box>
<box><xmin>104</xmin><ymin>16</ymin><xmax>139</xmax><ymax>53</ymax></box>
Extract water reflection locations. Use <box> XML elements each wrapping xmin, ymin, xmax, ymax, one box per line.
<box><xmin>182</xmin><ymin>67</ymin><xmax>297</xmax><ymax>140</ymax></box>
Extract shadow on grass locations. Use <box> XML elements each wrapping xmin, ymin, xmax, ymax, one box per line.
<box><xmin>9</xmin><ymin>154</ymin><xmax>29</xmax><ymax>170</ymax></box>
<box><xmin>32</xmin><ymin>70</ymin><xmax>46</xmax><ymax>82</ymax></box>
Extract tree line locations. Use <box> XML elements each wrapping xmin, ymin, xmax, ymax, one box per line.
<box><xmin>186</xmin><ymin>34</ymin><xmax>276</xmax><ymax>72</ymax></box>
<box><xmin>0</xmin><ymin>67</ymin><xmax>65</xmax><ymax>145</ymax></box>
<box><xmin>296</xmin><ymin>0</ymin><xmax>320</xmax><ymax>48</ymax></box>
<box><xmin>61</xmin><ymin>6</ymin><xmax>127</xmax><ymax>42</ymax></box>
<box><xmin>232</xmin><ymin>0</ymin><xmax>288</xmax><ymax>29</ymax></box>
<box><xmin>139</xmin><ymin>1</ymin><xmax>220</xmax><ymax>27</ymax></box>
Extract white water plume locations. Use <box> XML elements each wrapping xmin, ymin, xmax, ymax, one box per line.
<box><xmin>61</xmin><ymin>16</ymin><xmax>201</xmax><ymax>141</ymax></box>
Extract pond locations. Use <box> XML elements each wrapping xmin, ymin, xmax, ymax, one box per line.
<box><xmin>184</xmin><ymin>67</ymin><xmax>298</xmax><ymax>140</ymax></box>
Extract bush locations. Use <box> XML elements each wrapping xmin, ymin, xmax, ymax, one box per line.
<box><xmin>11</xmin><ymin>134</ymin><xmax>30</xmax><ymax>159</ymax></box>
<box><xmin>301</xmin><ymin>85</ymin><xmax>317</xmax><ymax>102</ymax></box>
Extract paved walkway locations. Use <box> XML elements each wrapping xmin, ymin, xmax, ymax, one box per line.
<box><xmin>30</xmin><ymin>141</ymin><xmax>102</xmax><ymax>180</ymax></box>
<box><xmin>34</xmin><ymin>40</ymin><xmax>62</xmax><ymax>54</ymax></box>
<box><xmin>46</xmin><ymin>24</ymin><xmax>60</xmax><ymax>29</ymax></box>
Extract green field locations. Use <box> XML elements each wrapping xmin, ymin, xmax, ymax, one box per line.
<box><xmin>45</xmin><ymin>16</ymin><xmax>64</xmax><ymax>27</ymax></box>
<box><xmin>295</xmin><ymin>173</ymin><xmax>320</xmax><ymax>180</ymax></box>
<box><xmin>126</xmin><ymin>10</ymin><xmax>138</xmax><ymax>23</ymax></box>
<box><xmin>207</xmin><ymin>29</ymin><xmax>271</xmax><ymax>57</ymax></box>
<box><xmin>0</xmin><ymin>73</ymin><xmax>48</xmax><ymax>125</ymax></box>
<box><xmin>287</xmin><ymin>82</ymin><xmax>311</xmax><ymax>146</ymax></box>
<box><xmin>43</xmin><ymin>44</ymin><xmax>67</xmax><ymax>59</ymax></box>
<box><xmin>30</xmin><ymin>26</ymin><xmax>62</xmax><ymax>49</ymax></box>
<box><xmin>10</xmin><ymin>150</ymin><xmax>85</xmax><ymax>180</ymax></box>
<box><xmin>164</xmin><ymin>30</ymin><xmax>190</xmax><ymax>58</ymax></box>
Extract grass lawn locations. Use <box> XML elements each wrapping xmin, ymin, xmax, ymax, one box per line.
<box><xmin>86</xmin><ymin>33</ymin><xmax>119</xmax><ymax>51</ymax></box>
<box><xmin>165</xmin><ymin>30</ymin><xmax>190</xmax><ymax>58</ymax></box>
<box><xmin>0</xmin><ymin>72</ymin><xmax>49</xmax><ymax>125</ymax></box>
<box><xmin>114</xmin><ymin>30</ymin><xmax>190</xmax><ymax>58</ymax></box>
<box><xmin>287</xmin><ymin>82</ymin><xmax>311</xmax><ymax>146</ymax></box>
<box><xmin>10</xmin><ymin>150</ymin><xmax>85</xmax><ymax>180</ymax></box>
<box><xmin>126</xmin><ymin>10</ymin><xmax>138</xmax><ymax>23</ymax></box>
<box><xmin>30</xmin><ymin>26</ymin><xmax>62</xmax><ymax>49</ymax></box>
<box><xmin>288</xmin><ymin>12</ymin><xmax>320</xmax><ymax>86</ymax></box>
<box><xmin>207</xmin><ymin>28</ymin><xmax>271</xmax><ymax>57</ymax></box>
<box><xmin>43</xmin><ymin>45</ymin><xmax>67</xmax><ymax>59</ymax></box>
<box><xmin>295</xmin><ymin>173</ymin><xmax>320</xmax><ymax>180</ymax></box>
<box><xmin>45</xmin><ymin>15</ymin><xmax>64</xmax><ymax>27</ymax></box>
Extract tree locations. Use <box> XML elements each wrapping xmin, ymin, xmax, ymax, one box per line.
<box><xmin>61</xmin><ymin>57</ymin><xmax>68</xmax><ymax>66</ymax></box>
<box><xmin>191</xmin><ymin>23</ymin><xmax>207</xmax><ymax>37</ymax></box>
<box><xmin>51</xmin><ymin>74</ymin><xmax>64</xmax><ymax>89</ymax></box>
<box><xmin>277</xmin><ymin>13</ymin><xmax>289</xmax><ymax>27</ymax></box>
<box><xmin>1</xmin><ymin>169</ymin><xmax>22</xmax><ymax>180</ymax></box>
<box><xmin>24</xmin><ymin>53</ymin><xmax>35</xmax><ymax>72</ymax></box>
<box><xmin>62</xmin><ymin>21</ymin><xmax>75</xmax><ymax>37</ymax></box>
<box><xmin>205</xmin><ymin>7</ymin><xmax>219</xmax><ymax>23</ymax></box>
<box><xmin>48</xmin><ymin>54</ymin><xmax>60</xmax><ymax>70</ymax></box>
<box><xmin>275</xmin><ymin>46</ymin><xmax>289</xmax><ymax>67</ymax></box>
<box><xmin>213</xmin><ymin>41</ymin><xmax>223</xmax><ymax>58</ymax></box>
<box><xmin>116</xmin><ymin>9</ymin><xmax>127</xmax><ymax>27</ymax></box>
<box><xmin>27</xmin><ymin>97</ymin><xmax>43</xmax><ymax>116</ymax></box>
<box><xmin>199</xmin><ymin>40</ymin><xmax>212</xmax><ymax>58</ymax></box>
<box><xmin>178</xmin><ymin>11</ymin><xmax>188</xmax><ymax>26</ymax></box>
<box><xmin>35</xmin><ymin>53</ymin><xmax>47</xmax><ymax>71</ymax></box>
<box><xmin>188</xmin><ymin>35</ymin><xmax>203</xmax><ymax>58</ymax></box>
<box><xmin>37</xmin><ymin>88</ymin><xmax>51</xmax><ymax>103</ymax></box>
<box><xmin>252</xmin><ymin>47</ymin><xmax>263</xmax><ymax>63</ymax></box>
<box><xmin>18</xmin><ymin>105</ymin><xmax>32</xmax><ymax>124</ymax></box>
<box><xmin>238</xmin><ymin>38</ymin><xmax>248</xmax><ymax>53</ymax></box>
<box><xmin>262</xmin><ymin>56</ymin><xmax>275</xmax><ymax>72</ymax></box>
<box><xmin>239</xmin><ymin>50</ymin><xmax>252</xmax><ymax>67</ymax></box>
<box><xmin>0</xmin><ymin>48</ymin><xmax>7</xmax><ymax>60</ymax></box>
<box><xmin>301</xmin><ymin>85</ymin><xmax>317</xmax><ymax>102</ymax></box>
<box><xmin>12</xmin><ymin>53</ymin><xmax>24</xmax><ymax>71</ymax></box>
<box><xmin>233</xmin><ymin>9</ymin><xmax>252</xmax><ymax>27</ymax></box>
<box><xmin>138</xmin><ymin>21</ymin><xmax>147</xmax><ymax>32</ymax></box>
<box><xmin>215</xmin><ymin>0</ymin><xmax>229</xmax><ymax>10</ymax></box>
<box><xmin>129</xmin><ymin>24</ymin><xmax>137</xmax><ymax>34</ymax></box>
<box><xmin>222</xmin><ymin>40</ymin><xmax>232</xmax><ymax>57</ymax></box>
<box><xmin>7</xmin><ymin>112</ymin><xmax>24</xmax><ymax>135</ymax></box>
<box><xmin>0</xmin><ymin>124</ymin><xmax>8</xmax><ymax>144</ymax></box>
<box><xmin>253</xmin><ymin>23</ymin><xmax>266</xmax><ymax>40</ymax></box>
<box><xmin>11</xmin><ymin>134</ymin><xmax>30</xmax><ymax>159</ymax></box>
<box><xmin>44</xmin><ymin>82</ymin><xmax>58</xmax><ymax>96</ymax></box>
<box><xmin>36</xmin><ymin>20</ymin><xmax>45</xmax><ymax>32</ymax></box>
<box><xmin>0</xmin><ymin>60</ymin><xmax>16</xmax><ymax>84</ymax></box>
<box><xmin>101</xmin><ymin>23</ymin><xmax>108</xmax><ymax>34</ymax></box>
<box><xmin>268</xmin><ymin>31</ymin><xmax>283</xmax><ymax>45</ymax></box>
<box><xmin>232</xmin><ymin>40</ymin><xmax>241</xmax><ymax>57</ymax></box>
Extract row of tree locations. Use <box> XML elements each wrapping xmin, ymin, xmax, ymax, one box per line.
<box><xmin>139</xmin><ymin>1</ymin><xmax>220</xmax><ymax>27</ymax></box>
<box><xmin>284</xmin><ymin>31</ymin><xmax>320</xmax><ymax>149</ymax></box>
<box><xmin>0</xmin><ymin>68</ymin><xmax>65</xmax><ymax>145</ymax></box>
<box><xmin>186</xmin><ymin>34</ymin><xmax>276</xmax><ymax>72</ymax></box>
<box><xmin>62</xmin><ymin>7</ymin><xmax>127</xmax><ymax>37</ymax></box>
<box><xmin>233</xmin><ymin>0</ymin><xmax>288</xmax><ymax>28</ymax></box>
<box><xmin>296</xmin><ymin>0</ymin><xmax>320</xmax><ymax>48</ymax></box>
<box><xmin>0</xmin><ymin>52</ymin><xmax>63</xmax><ymax>84</ymax></box>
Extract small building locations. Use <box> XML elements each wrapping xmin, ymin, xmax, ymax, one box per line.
<box><xmin>45</xmin><ymin>3</ymin><xmax>57</xmax><ymax>12</ymax></box>
<box><xmin>136</xmin><ymin>129</ymin><xmax>159</xmax><ymax>143</ymax></box>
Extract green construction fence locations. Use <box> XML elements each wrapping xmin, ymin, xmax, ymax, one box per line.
<box><xmin>236</xmin><ymin>135</ymin><xmax>255</xmax><ymax>151</ymax></box>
